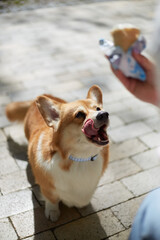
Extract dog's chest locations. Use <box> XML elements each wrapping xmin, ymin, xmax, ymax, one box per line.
<box><xmin>37</xmin><ymin>133</ymin><xmax>103</xmax><ymax>208</ymax></box>
<box><xmin>52</xmin><ymin>154</ymin><xmax>103</xmax><ymax>207</ymax></box>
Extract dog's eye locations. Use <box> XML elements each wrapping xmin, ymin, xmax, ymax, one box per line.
<box><xmin>75</xmin><ymin>111</ymin><xmax>86</xmax><ymax>119</ymax></box>
<box><xmin>96</xmin><ymin>107</ymin><xmax>101</xmax><ymax>111</ymax></box>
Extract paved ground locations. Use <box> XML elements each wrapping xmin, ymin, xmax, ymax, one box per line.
<box><xmin>0</xmin><ymin>0</ymin><xmax>160</xmax><ymax>239</ymax></box>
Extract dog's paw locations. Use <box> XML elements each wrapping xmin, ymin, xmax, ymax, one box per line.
<box><xmin>45</xmin><ymin>208</ymin><xmax>60</xmax><ymax>222</ymax></box>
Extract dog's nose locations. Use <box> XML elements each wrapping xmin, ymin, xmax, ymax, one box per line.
<box><xmin>96</xmin><ymin>111</ymin><xmax>109</xmax><ymax>121</ymax></box>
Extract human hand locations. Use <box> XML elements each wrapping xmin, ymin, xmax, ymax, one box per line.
<box><xmin>107</xmin><ymin>52</ymin><xmax>159</xmax><ymax>106</ymax></box>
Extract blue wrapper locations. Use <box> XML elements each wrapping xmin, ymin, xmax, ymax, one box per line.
<box><xmin>99</xmin><ymin>35</ymin><xmax>146</xmax><ymax>81</ymax></box>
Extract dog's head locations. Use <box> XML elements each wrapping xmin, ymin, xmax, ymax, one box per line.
<box><xmin>36</xmin><ymin>85</ymin><xmax>109</xmax><ymax>157</ymax></box>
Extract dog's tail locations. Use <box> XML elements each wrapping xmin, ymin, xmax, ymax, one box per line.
<box><xmin>6</xmin><ymin>100</ymin><xmax>33</xmax><ymax>122</ymax></box>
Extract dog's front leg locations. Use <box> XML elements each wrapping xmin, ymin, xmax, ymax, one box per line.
<box><xmin>45</xmin><ymin>199</ymin><xmax>60</xmax><ymax>222</ymax></box>
<box><xmin>41</xmin><ymin>188</ymin><xmax>60</xmax><ymax>222</ymax></box>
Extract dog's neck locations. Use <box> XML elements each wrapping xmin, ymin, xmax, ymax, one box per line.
<box><xmin>68</xmin><ymin>144</ymin><xmax>101</xmax><ymax>162</ymax></box>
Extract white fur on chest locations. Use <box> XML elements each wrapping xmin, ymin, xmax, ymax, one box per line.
<box><xmin>53</xmin><ymin>154</ymin><xmax>103</xmax><ymax>207</ymax></box>
<box><xmin>37</xmin><ymin>133</ymin><xmax>103</xmax><ymax>208</ymax></box>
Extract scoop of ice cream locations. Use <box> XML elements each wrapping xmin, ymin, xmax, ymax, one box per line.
<box><xmin>111</xmin><ymin>24</ymin><xmax>140</xmax><ymax>52</ymax></box>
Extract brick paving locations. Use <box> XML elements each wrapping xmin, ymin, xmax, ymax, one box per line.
<box><xmin>0</xmin><ymin>0</ymin><xmax>159</xmax><ymax>239</ymax></box>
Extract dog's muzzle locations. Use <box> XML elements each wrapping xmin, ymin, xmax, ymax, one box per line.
<box><xmin>82</xmin><ymin>111</ymin><xmax>109</xmax><ymax>146</ymax></box>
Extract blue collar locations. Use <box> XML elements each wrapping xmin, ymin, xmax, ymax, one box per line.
<box><xmin>69</xmin><ymin>154</ymin><xmax>98</xmax><ymax>162</ymax></box>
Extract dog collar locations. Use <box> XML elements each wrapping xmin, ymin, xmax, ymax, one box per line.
<box><xmin>69</xmin><ymin>154</ymin><xmax>98</xmax><ymax>162</ymax></box>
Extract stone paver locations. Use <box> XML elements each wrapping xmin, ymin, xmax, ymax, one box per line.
<box><xmin>0</xmin><ymin>129</ymin><xmax>6</xmax><ymax>142</ymax></box>
<box><xmin>111</xmin><ymin>195</ymin><xmax>146</xmax><ymax>228</ymax></box>
<box><xmin>0</xmin><ymin>189</ymin><xmax>39</xmax><ymax>218</ymax></box>
<box><xmin>110</xmin><ymin>139</ymin><xmax>147</xmax><ymax>162</ymax></box>
<box><xmin>132</xmin><ymin>148</ymin><xmax>160</xmax><ymax>170</ymax></box>
<box><xmin>109</xmin><ymin>115</ymin><xmax>124</xmax><ymax>129</ymax></box>
<box><xmin>145</xmin><ymin>115</ymin><xmax>160</xmax><ymax>132</ymax></box>
<box><xmin>103</xmin><ymin>90</ymin><xmax>132</xmax><ymax>105</ymax></box>
<box><xmin>11</xmin><ymin>205</ymin><xmax>80</xmax><ymax>239</ymax></box>
<box><xmin>0</xmin><ymin>115</ymin><xmax>11</xmax><ymax>128</ymax></box>
<box><xmin>0</xmin><ymin>218</ymin><xmax>18</xmax><ymax>240</ymax></box>
<box><xmin>121</xmin><ymin>97</ymin><xmax>148</xmax><ymax>109</ymax></box>
<box><xmin>0</xmin><ymin>154</ymin><xmax>19</xmax><ymax>176</ymax></box>
<box><xmin>54</xmin><ymin>209</ymin><xmax>124</xmax><ymax>240</ymax></box>
<box><xmin>24</xmin><ymin>231</ymin><xmax>56</xmax><ymax>240</ymax></box>
<box><xmin>105</xmin><ymin>101</ymin><xmax>129</xmax><ymax>115</ymax></box>
<box><xmin>122</xmin><ymin>166</ymin><xmax>160</xmax><ymax>197</ymax></box>
<box><xmin>0</xmin><ymin>0</ymin><xmax>159</xmax><ymax>239</ymax></box>
<box><xmin>109</xmin><ymin>122</ymin><xmax>152</xmax><ymax>143</ymax></box>
<box><xmin>108</xmin><ymin>229</ymin><xmax>131</xmax><ymax>240</ymax></box>
<box><xmin>0</xmin><ymin>170</ymin><xmax>34</xmax><ymax>195</ymax></box>
<box><xmin>0</xmin><ymin>95</ymin><xmax>10</xmax><ymax>106</ymax></box>
<box><xmin>16</xmin><ymin>159</ymin><xmax>29</xmax><ymax>170</ymax></box>
<box><xmin>99</xmin><ymin>158</ymin><xmax>141</xmax><ymax>185</ymax></box>
<box><xmin>139</xmin><ymin>132</ymin><xmax>160</xmax><ymax>148</ymax></box>
<box><xmin>117</xmin><ymin>105</ymin><xmax>159</xmax><ymax>124</ymax></box>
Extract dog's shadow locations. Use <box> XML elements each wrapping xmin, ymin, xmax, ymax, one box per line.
<box><xmin>7</xmin><ymin>137</ymin><xmax>107</xmax><ymax>239</ymax></box>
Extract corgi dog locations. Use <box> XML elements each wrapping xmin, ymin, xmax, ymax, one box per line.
<box><xmin>6</xmin><ymin>85</ymin><xmax>109</xmax><ymax>222</ymax></box>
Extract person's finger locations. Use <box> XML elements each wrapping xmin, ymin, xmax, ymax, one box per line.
<box><xmin>132</xmin><ymin>52</ymin><xmax>154</xmax><ymax>71</ymax></box>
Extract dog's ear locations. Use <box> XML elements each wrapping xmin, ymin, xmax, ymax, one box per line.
<box><xmin>36</xmin><ymin>96</ymin><xmax>60</xmax><ymax>128</ymax></box>
<box><xmin>87</xmin><ymin>85</ymin><xmax>103</xmax><ymax>106</ymax></box>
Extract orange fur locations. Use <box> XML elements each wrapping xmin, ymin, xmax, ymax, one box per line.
<box><xmin>101</xmin><ymin>144</ymin><xmax>109</xmax><ymax>174</ymax></box>
<box><xmin>6</xmin><ymin>100</ymin><xmax>33</xmax><ymax>122</ymax></box>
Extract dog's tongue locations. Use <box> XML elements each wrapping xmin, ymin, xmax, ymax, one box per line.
<box><xmin>82</xmin><ymin>119</ymin><xmax>98</xmax><ymax>138</ymax></box>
